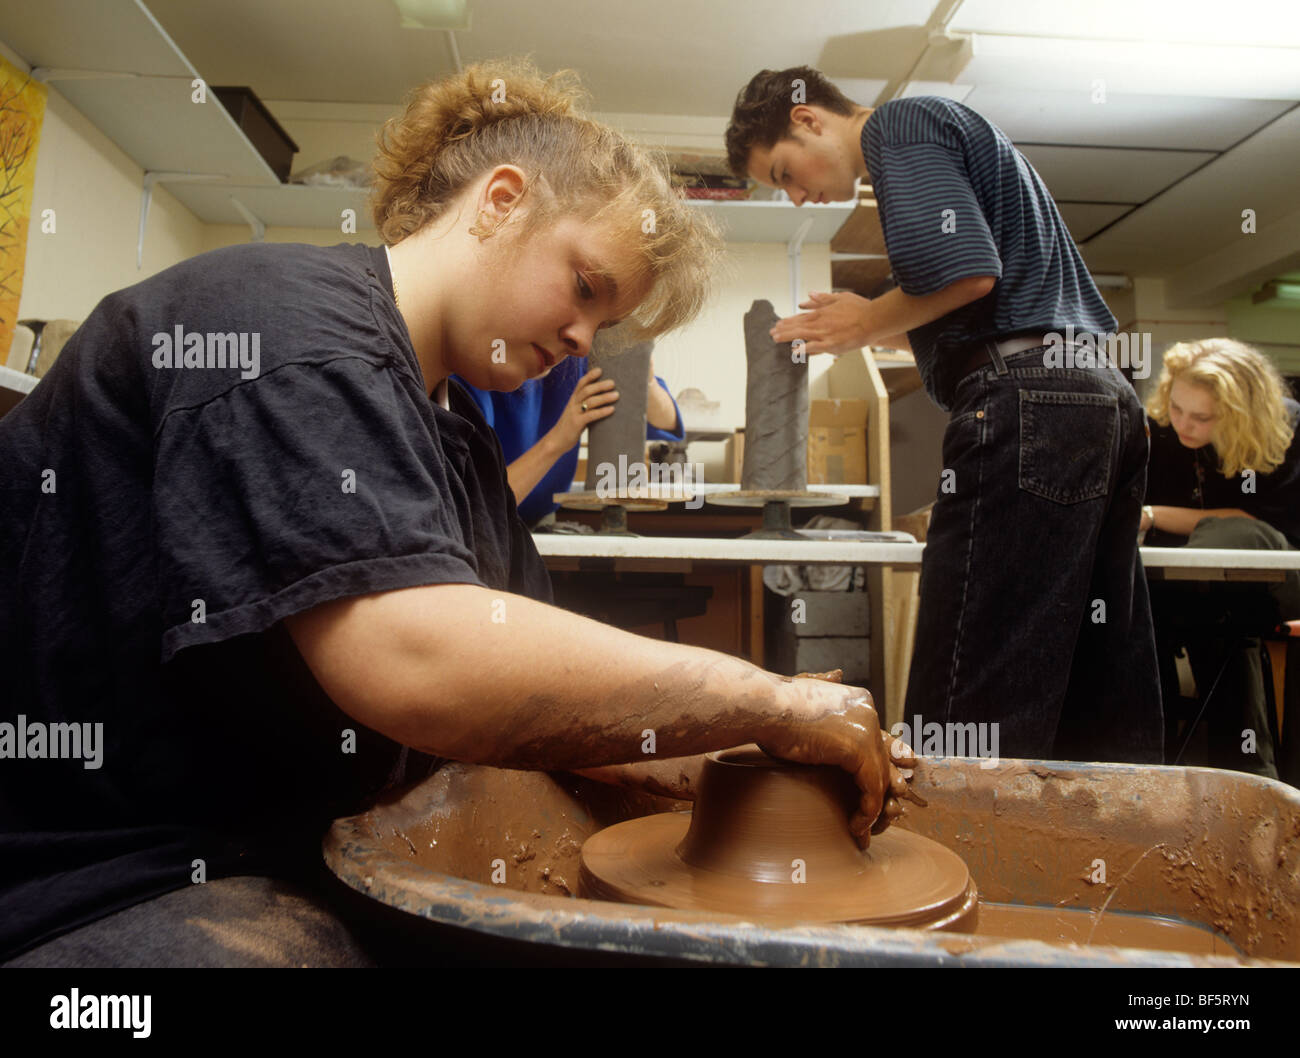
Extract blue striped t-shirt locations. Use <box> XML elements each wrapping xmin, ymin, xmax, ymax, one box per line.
<box><xmin>861</xmin><ymin>97</ymin><xmax>1116</xmax><ymax>410</ymax></box>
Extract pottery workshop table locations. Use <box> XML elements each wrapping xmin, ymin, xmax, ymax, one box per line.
<box><xmin>534</xmin><ymin>532</ymin><xmax>1300</xmax><ymax>724</ymax></box>
<box><xmin>535</xmin><ymin>536</ymin><xmax>1300</xmax><ymax>577</ymax></box>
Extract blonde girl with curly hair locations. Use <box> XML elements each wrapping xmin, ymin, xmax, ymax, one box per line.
<box><xmin>1143</xmin><ymin>338</ymin><xmax>1300</xmax><ymax>782</ymax></box>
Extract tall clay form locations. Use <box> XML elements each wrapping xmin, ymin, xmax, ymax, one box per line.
<box><xmin>584</xmin><ymin>327</ymin><xmax>653</xmax><ymax>493</ymax></box>
<box><xmin>741</xmin><ymin>299</ymin><xmax>808</xmax><ymax>491</ymax></box>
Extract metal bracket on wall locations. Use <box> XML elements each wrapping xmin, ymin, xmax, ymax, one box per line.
<box><xmin>138</xmin><ymin>171</ymin><xmax>225</xmax><ymax>269</ymax></box>
<box><xmin>787</xmin><ymin>217</ymin><xmax>814</xmax><ymax>316</ymax></box>
<box><xmin>228</xmin><ymin>196</ymin><xmax>266</xmax><ymax>243</ymax></box>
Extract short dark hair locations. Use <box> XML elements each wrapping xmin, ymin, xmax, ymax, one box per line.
<box><xmin>725</xmin><ymin>66</ymin><xmax>858</xmax><ymax>178</ymax></box>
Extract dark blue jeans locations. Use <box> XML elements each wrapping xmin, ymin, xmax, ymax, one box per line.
<box><xmin>904</xmin><ymin>344</ymin><xmax>1163</xmax><ymax>763</ymax></box>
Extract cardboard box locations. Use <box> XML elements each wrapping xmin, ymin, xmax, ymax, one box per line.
<box><xmin>807</xmin><ymin>399</ymin><xmax>868</xmax><ymax>484</ymax></box>
<box><xmin>810</xmin><ymin>399</ymin><xmax>869</xmax><ymax>429</ymax></box>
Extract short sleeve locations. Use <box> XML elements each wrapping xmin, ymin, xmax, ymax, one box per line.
<box><xmin>154</xmin><ymin>357</ymin><xmax>483</xmax><ymax>662</ymax></box>
<box><xmin>646</xmin><ymin>376</ymin><xmax>684</xmax><ymax>442</ymax></box>
<box><xmin>871</xmin><ymin>140</ymin><xmax>1003</xmax><ymax>297</ymax></box>
<box><xmin>1251</xmin><ymin>427</ymin><xmax>1300</xmax><ymax>546</ymax></box>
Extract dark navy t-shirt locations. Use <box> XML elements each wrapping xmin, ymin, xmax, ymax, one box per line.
<box><xmin>0</xmin><ymin>241</ymin><xmax>551</xmax><ymax>958</ymax></box>
<box><xmin>455</xmin><ymin>357</ymin><xmax>685</xmax><ymax>525</ymax></box>
<box><xmin>861</xmin><ymin>96</ymin><xmax>1117</xmax><ymax>410</ymax></box>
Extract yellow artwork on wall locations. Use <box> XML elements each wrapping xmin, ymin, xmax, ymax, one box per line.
<box><xmin>0</xmin><ymin>56</ymin><xmax>46</xmax><ymax>366</ymax></box>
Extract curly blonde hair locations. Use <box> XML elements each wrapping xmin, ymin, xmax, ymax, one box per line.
<box><xmin>371</xmin><ymin>58</ymin><xmax>722</xmax><ymax>340</ymax></box>
<box><xmin>1146</xmin><ymin>338</ymin><xmax>1294</xmax><ymax>476</ymax></box>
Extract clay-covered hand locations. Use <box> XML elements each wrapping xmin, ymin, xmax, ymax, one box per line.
<box><xmin>876</xmin><ymin>730</ymin><xmax>922</xmax><ymax>833</ymax></box>
<box><xmin>769</xmin><ymin>291</ymin><xmax>873</xmax><ymax>356</ymax></box>
<box><xmin>786</xmin><ymin>670</ymin><xmax>921</xmax><ymax>834</ymax></box>
<box><xmin>546</xmin><ymin>367</ymin><xmax>618</xmax><ymax>452</ymax></box>
<box><xmin>758</xmin><ymin>677</ymin><xmax>912</xmax><ymax>849</ymax></box>
<box><xmin>793</xmin><ymin>668</ymin><xmax>843</xmax><ymax>683</ymax></box>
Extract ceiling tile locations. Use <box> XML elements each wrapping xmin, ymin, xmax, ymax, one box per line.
<box><xmin>965</xmin><ymin>85</ymin><xmax>1291</xmax><ymax>151</ymax></box>
<box><xmin>1018</xmin><ymin>144</ymin><xmax>1214</xmax><ymax>203</ymax></box>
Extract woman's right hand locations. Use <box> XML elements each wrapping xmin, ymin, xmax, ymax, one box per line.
<box><xmin>547</xmin><ymin>367</ymin><xmax>618</xmax><ymax>452</ymax></box>
<box><xmin>758</xmin><ymin>676</ymin><xmax>916</xmax><ymax>849</ymax></box>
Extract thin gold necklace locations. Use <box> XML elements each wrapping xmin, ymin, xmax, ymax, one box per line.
<box><xmin>386</xmin><ymin>245</ymin><xmax>401</xmax><ymax>307</ymax></box>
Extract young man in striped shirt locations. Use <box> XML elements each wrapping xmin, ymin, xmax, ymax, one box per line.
<box><xmin>726</xmin><ymin>67</ymin><xmax>1162</xmax><ymax>765</ymax></box>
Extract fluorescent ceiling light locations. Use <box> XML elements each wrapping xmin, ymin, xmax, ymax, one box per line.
<box><xmin>393</xmin><ymin>0</ymin><xmax>470</xmax><ymax>30</ymax></box>
<box><xmin>953</xmin><ymin>33</ymin><xmax>1300</xmax><ymax>99</ymax></box>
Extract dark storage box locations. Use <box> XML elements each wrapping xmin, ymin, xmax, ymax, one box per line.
<box><xmin>213</xmin><ymin>86</ymin><xmax>299</xmax><ymax>183</ymax></box>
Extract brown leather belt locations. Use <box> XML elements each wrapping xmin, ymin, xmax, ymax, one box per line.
<box><xmin>956</xmin><ymin>334</ymin><xmax>1060</xmax><ymax>380</ymax></box>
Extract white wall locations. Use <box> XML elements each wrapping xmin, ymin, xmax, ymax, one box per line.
<box><xmin>1125</xmin><ymin>276</ymin><xmax>1230</xmax><ymax>399</ymax></box>
<box><xmin>2</xmin><ymin>39</ymin><xmax>206</xmax><ymax>326</ymax></box>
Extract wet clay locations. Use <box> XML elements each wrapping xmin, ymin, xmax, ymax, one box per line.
<box><xmin>329</xmin><ymin>755</ymin><xmax>1300</xmax><ymax>963</ymax></box>
<box><xmin>902</xmin><ymin>758</ymin><xmax>1300</xmax><ymax>959</ymax></box>
<box><xmin>740</xmin><ymin>300</ymin><xmax>809</xmax><ymax>492</ymax></box>
<box><xmin>584</xmin><ymin>328</ymin><xmax>652</xmax><ymax>492</ymax></box>
<box><xmin>976</xmin><ymin>903</ymin><xmax>1238</xmax><ymax>956</ymax></box>
<box><xmin>579</xmin><ymin>748</ymin><xmax>977</xmax><ymax>929</ymax></box>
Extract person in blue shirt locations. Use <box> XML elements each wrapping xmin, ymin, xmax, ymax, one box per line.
<box><xmin>726</xmin><ymin>66</ymin><xmax>1162</xmax><ymax>765</ymax></box>
<box><xmin>456</xmin><ymin>354</ymin><xmax>684</xmax><ymax>525</ymax></box>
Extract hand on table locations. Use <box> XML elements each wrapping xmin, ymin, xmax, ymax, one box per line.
<box><xmin>770</xmin><ymin>291</ymin><xmax>873</xmax><ymax>356</ymax></box>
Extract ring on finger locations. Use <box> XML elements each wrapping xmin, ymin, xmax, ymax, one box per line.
<box><xmin>581</xmin><ymin>402</ymin><xmax>588</xmax><ymax>412</ymax></box>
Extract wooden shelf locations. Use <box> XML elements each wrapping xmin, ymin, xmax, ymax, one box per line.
<box><xmin>829</xmin><ymin>195</ymin><xmax>891</xmax><ymax>295</ymax></box>
<box><xmin>164</xmin><ymin>183</ymin><xmax>370</xmax><ymax>228</ymax></box>
<box><xmin>832</xmin><ymin>257</ymin><xmax>893</xmax><ymax>296</ymax></box>
<box><xmin>831</xmin><ymin>198</ymin><xmax>887</xmax><ymax>255</ymax></box>
<box><xmin>151</xmin><ymin>188</ymin><xmax>852</xmax><ymax>241</ymax></box>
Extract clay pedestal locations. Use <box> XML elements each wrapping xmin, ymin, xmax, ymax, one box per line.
<box><xmin>740</xmin><ymin>299</ymin><xmax>808</xmax><ymax>493</ymax></box>
<box><xmin>580</xmin><ymin>749</ymin><xmax>978</xmax><ymax>929</ymax></box>
<box><xmin>584</xmin><ymin>328</ymin><xmax>652</xmax><ymax>493</ymax></box>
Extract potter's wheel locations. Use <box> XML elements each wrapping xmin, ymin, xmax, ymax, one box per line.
<box><xmin>579</xmin><ymin>749</ymin><xmax>978</xmax><ymax>930</ymax></box>
<box><xmin>706</xmin><ymin>490</ymin><xmax>847</xmax><ymax>540</ymax></box>
<box><xmin>553</xmin><ymin>487</ymin><xmax>695</xmax><ymax>536</ymax></box>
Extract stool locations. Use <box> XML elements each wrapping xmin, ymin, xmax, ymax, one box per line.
<box><xmin>1172</xmin><ymin>625</ymin><xmax>1283</xmax><ymax>769</ymax></box>
<box><xmin>1264</xmin><ymin>619</ymin><xmax>1300</xmax><ymax>742</ymax></box>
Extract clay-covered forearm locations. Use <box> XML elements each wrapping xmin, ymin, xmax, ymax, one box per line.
<box><xmin>286</xmin><ymin>583</ymin><xmax>818</xmax><ymax>772</ymax></box>
<box><xmin>573</xmin><ymin>753</ymin><xmax>713</xmax><ymax>800</ymax></box>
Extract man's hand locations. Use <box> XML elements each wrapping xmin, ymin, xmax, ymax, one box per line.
<box><xmin>770</xmin><ymin>291</ymin><xmax>872</xmax><ymax>356</ymax></box>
